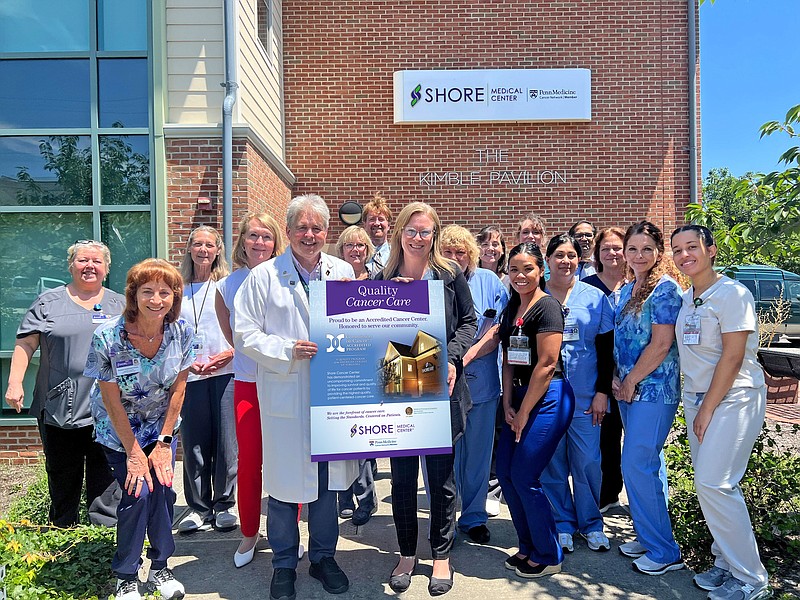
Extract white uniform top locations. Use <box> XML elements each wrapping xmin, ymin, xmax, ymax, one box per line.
<box><xmin>180</xmin><ymin>279</ymin><xmax>234</xmax><ymax>382</ymax></box>
<box><xmin>676</xmin><ymin>276</ymin><xmax>765</xmax><ymax>393</ymax></box>
<box><xmin>217</xmin><ymin>268</ymin><xmax>258</xmax><ymax>382</ymax></box>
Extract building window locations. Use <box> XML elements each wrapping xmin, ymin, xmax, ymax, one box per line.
<box><xmin>257</xmin><ymin>0</ymin><xmax>279</xmax><ymax>66</ymax></box>
<box><xmin>0</xmin><ymin>0</ymin><xmax>152</xmax><ymax>419</ymax></box>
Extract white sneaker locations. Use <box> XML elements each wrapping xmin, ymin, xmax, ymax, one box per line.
<box><xmin>148</xmin><ymin>567</ymin><xmax>185</xmax><ymax>599</ymax></box>
<box><xmin>581</xmin><ymin>531</ymin><xmax>611</xmax><ymax>552</ymax></box>
<box><xmin>115</xmin><ymin>578</ymin><xmax>142</xmax><ymax>600</ymax></box>
<box><xmin>178</xmin><ymin>511</ymin><xmax>207</xmax><ymax>533</ymax></box>
<box><xmin>619</xmin><ymin>539</ymin><xmax>648</xmax><ymax>557</ymax></box>
<box><xmin>693</xmin><ymin>565</ymin><xmax>731</xmax><ymax>591</ymax></box>
<box><xmin>707</xmin><ymin>576</ymin><xmax>772</xmax><ymax>600</ymax></box>
<box><xmin>298</xmin><ymin>543</ymin><xmax>305</xmax><ymax>559</ymax></box>
<box><xmin>215</xmin><ymin>509</ymin><xmax>238</xmax><ymax>530</ymax></box>
<box><xmin>599</xmin><ymin>501</ymin><xmax>621</xmax><ymax>514</ymax></box>
<box><xmin>558</xmin><ymin>532</ymin><xmax>574</xmax><ymax>553</ymax></box>
<box><xmin>632</xmin><ymin>555</ymin><xmax>685</xmax><ymax>576</ymax></box>
<box><xmin>485</xmin><ymin>497</ymin><xmax>501</xmax><ymax>517</ymax></box>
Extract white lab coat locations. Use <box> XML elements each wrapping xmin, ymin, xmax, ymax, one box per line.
<box><xmin>234</xmin><ymin>250</ymin><xmax>358</xmax><ymax>503</ymax></box>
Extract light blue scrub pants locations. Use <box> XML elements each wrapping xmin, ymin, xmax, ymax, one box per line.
<box><xmin>454</xmin><ymin>398</ymin><xmax>498</xmax><ymax>531</ymax></box>
<box><xmin>541</xmin><ymin>399</ymin><xmax>603</xmax><ymax>535</ymax></box>
<box><xmin>618</xmin><ymin>397</ymin><xmax>681</xmax><ymax>564</ymax></box>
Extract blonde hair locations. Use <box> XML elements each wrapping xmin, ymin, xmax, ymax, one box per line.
<box><xmin>362</xmin><ymin>192</ymin><xmax>392</xmax><ymax>222</ymax></box>
<box><xmin>383</xmin><ymin>202</ymin><xmax>456</xmax><ymax>278</ymax></box>
<box><xmin>440</xmin><ymin>225</ymin><xmax>479</xmax><ymax>277</ymax></box>
<box><xmin>67</xmin><ymin>240</ymin><xmax>111</xmax><ymax>270</ymax></box>
<box><xmin>231</xmin><ymin>213</ymin><xmax>285</xmax><ymax>268</ymax></box>
<box><xmin>335</xmin><ymin>226</ymin><xmax>374</xmax><ymax>262</ymax></box>
<box><xmin>180</xmin><ymin>226</ymin><xmax>230</xmax><ymax>282</ymax></box>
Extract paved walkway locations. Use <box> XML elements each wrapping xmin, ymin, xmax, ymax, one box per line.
<box><xmin>164</xmin><ymin>459</ymin><xmax>705</xmax><ymax>600</ymax></box>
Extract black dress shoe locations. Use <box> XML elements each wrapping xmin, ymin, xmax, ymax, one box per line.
<box><xmin>309</xmin><ymin>557</ymin><xmax>349</xmax><ymax>594</ymax></box>
<box><xmin>389</xmin><ymin>557</ymin><xmax>417</xmax><ymax>593</ymax></box>
<box><xmin>352</xmin><ymin>505</ymin><xmax>377</xmax><ymax>526</ymax></box>
<box><xmin>428</xmin><ymin>564</ymin><xmax>454</xmax><ymax>596</ymax></box>
<box><xmin>466</xmin><ymin>524</ymin><xmax>491</xmax><ymax>544</ymax></box>
<box><xmin>270</xmin><ymin>568</ymin><xmax>296</xmax><ymax>600</ymax></box>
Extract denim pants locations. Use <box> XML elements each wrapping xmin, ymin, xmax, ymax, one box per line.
<box><xmin>497</xmin><ymin>378</ymin><xmax>574</xmax><ymax>565</ymax></box>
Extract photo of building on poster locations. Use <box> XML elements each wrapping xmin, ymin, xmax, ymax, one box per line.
<box><xmin>308</xmin><ymin>280</ymin><xmax>452</xmax><ymax>461</ymax></box>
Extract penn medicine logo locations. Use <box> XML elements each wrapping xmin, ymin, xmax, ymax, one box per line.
<box><xmin>326</xmin><ymin>333</ymin><xmax>345</xmax><ymax>353</ymax></box>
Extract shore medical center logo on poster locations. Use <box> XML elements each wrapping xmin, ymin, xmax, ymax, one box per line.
<box><xmin>394</xmin><ymin>69</ymin><xmax>591</xmax><ymax>124</ymax></box>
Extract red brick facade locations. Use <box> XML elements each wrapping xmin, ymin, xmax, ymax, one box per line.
<box><xmin>165</xmin><ymin>137</ymin><xmax>293</xmax><ymax>262</ymax></box>
<box><xmin>282</xmin><ymin>0</ymin><xmax>699</xmax><ymax>239</ymax></box>
<box><xmin>0</xmin><ymin>425</ymin><xmax>43</xmax><ymax>464</ymax></box>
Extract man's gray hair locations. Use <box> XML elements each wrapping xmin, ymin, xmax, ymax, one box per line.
<box><xmin>286</xmin><ymin>194</ymin><xmax>330</xmax><ymax>230</ymax></box>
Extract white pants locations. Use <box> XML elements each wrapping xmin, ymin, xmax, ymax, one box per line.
<box><xmin>683</xmin><ymin>387</ymin><xmax>769</xmax><ymax>587</ymax></box>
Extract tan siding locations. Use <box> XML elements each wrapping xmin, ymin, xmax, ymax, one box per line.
<box><xmin>236</xmin><ymin>0</ymin><xmax>284</xmax><ymax>158</ymax></box>
<box><xmin>166</xmin><ymin>1</ymin><xmax>225</xmax><ymax>125</ymax></box>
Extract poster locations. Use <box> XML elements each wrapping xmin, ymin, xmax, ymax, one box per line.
<box><xmin>309</xmin><ymin>280</ymin><xmax>452</xmax><ymax>461</ymax></box>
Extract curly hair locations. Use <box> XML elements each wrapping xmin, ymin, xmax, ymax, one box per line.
<box><xmin>623</xmin><ymin>221</ymin><xmax>669</xmax><ymax>315</ymax></box>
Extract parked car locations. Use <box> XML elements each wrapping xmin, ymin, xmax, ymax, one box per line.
<box><xmin>720</xmin><ymin>264</ymin><xmax>800</xmax><ymax>342</ymax></box>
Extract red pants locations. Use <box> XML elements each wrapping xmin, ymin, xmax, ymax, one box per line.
<box><xmin>234</xmin><ymin>381</ymin><xmax>263</xmax><ymax>537</ymax></box>
<box><xmin>234</xmin><ymin>380</ymin><xmax>302</xmax><ymax>537</ymax></box>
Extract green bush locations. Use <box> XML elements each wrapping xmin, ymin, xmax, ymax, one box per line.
<box><xmin>666</xmin><ymin>408</ymin><xmax>800</xmax><ymax>590</ymax></box>
<box><xmin>1</xmin><ymin>463</ymin><xmax>116</xmax><ymax>599</ymax></box>
<box><xmin>0</xmin><ymin>520</ymin><xmax>115</xmax><ymax>599</ymax></box>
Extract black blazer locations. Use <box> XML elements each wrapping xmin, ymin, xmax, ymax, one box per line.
<box><xmin>375</xmin><ymin>263</ymin><xmax>477</xmax><ymax>443</ymax></box>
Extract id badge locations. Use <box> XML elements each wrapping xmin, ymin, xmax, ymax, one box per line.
<box><xmin>683</xmin><ymin>313</ymin><xmax>701</xmax><ymax>345</ymax></box>
<box><xmin>562</xmin><ymin>318</ymin><xmax>579</xmax><ymax>342</ymax></box>
<box><xmin>112</xmin><ymin>352</ymin><xmax>142</xmax><ymax>377</ymax></box>
<box><xmin>508</xmin><ymin>335</ymin><xmax>531</xmax><ymax>366</ymax></box>
<box><xmin>92</xmin><ymin>313</ymin><xmax>110</xmax><ymax>325</ymax></box>
<box><xmin>191</xmin><ymin>332</ymin><xmax>205</xmax><ymax>351</ymax></box>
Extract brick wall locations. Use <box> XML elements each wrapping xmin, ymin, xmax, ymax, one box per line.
<box><xmin>0</xmin><ymin>425</ymin><xmax>43</xmax><ymax>464</ymax></box>
<box><xmin>282</xmin><ymin>0</ymin><xmax>699</xmax><ymax>241</ymax></box>
<box><xmin>165</xmin><ymin>137</ymin><xmax>293</xmax><ymax>262</ymax></box>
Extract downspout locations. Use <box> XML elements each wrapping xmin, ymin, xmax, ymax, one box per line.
<box><xmin>688</xmin><ymin>0</ymin><xmax>699</xmax><ymax>206</ymax></box>
<box><xmin>222</xmin><ymin>0</ymin><xmax>238</xmax><ymax>264</ymax></box>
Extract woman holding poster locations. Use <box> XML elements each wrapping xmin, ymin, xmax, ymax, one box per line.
<box><xmin>375</xmin><ymin>202</ymin><xmax>476</xmax><ymax>596</ymax></box>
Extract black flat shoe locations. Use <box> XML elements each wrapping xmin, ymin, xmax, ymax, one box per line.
<box><xmin>389</xmin><ymin>558</ymin><xmax>417</xmax><ymax>593</ymax></box>
<box><xmin>428</xmin><ymin>564</ymin><xmax>454</xmax><ymax>597</ymax></box>
<box><xmin>466</xmin><ymin>524</ymin><xmax>491</xmax><ymax>544</ymax></box>
<box><xmin>504</xmin><ymin>554</ymin><xmax>528</xmax><ymax>571</ymax></box>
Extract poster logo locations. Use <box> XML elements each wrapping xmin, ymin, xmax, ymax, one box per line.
<box><xmin>410</xmin><ymin>84</ymin><xmax>422</xmax><ymax>107</ymax></box>
<box><xmin>350</xmin><ymin>424</ymin><xmax>358</xmax><ymax>437</ymax></box>
<box><xmin>326</xmin><ymin>333</ymin><xmax>346</xmax><ymax>353</ymax></box>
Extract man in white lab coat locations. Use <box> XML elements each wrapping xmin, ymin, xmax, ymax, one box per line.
<box><xmin>235</xmin><ymin>194</ymin><xmax>358</xmax><ymax>600</ymax></box>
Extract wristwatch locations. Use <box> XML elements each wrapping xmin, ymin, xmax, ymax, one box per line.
<box><xmin>157</xmin><ymin>434</ymin><xmax>173</xmax><ymax>444</ymax></box>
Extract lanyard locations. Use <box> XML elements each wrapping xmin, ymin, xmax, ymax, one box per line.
<box><xmin>190</xmin><ymin>280</ymin><xmax>211</xmax><ymax>328</ymax></box>
<box><xmin>295</xmin><ymin>267</ymin><xmax>310</xmax><ymax>298</ymax></box>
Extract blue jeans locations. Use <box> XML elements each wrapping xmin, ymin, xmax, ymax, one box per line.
<box><xmin>497</xmin><ymin>378</ymin><xmax>574</xmax><ymax>565</ymax></box>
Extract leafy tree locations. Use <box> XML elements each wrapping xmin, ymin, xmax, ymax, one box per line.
<box><xmin>687</xmin><ymin>104</ymin><xmax>800</xmax><ymax>272</ymax></box>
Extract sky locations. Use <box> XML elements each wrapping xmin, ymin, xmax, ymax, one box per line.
<box><xmin>700</xmin><ymin>0</ymin><xmax>800</xmax><ymax>178</ymax></box>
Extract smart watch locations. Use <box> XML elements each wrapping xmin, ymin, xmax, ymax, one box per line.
<box><xmin>157</xmin><ymin>434</ymin><xmax>173</xmax><ymax>444</ymax></box>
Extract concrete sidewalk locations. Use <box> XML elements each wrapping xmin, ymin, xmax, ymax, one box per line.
<box><xmin>164</xmin><ymin>459</ymin><xmax>705</xmax><ymax>600</ymax></box>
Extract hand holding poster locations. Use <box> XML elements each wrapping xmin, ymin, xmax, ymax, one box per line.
<box><xmin>309</xmin><ymin>280</ymin><xmax>452</xmax><ymax>461</ymax></box>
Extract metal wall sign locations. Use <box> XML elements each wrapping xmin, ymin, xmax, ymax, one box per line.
<box><xmin>393</xmin><ymin>69</ymin><xmax>591</xmax><ymax>124</ymax></box>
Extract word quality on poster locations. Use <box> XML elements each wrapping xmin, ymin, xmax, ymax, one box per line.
<box><xmin>309</xmin><ymin>280</ymin><xmax>452</xmax><ymax>461</ymax></box>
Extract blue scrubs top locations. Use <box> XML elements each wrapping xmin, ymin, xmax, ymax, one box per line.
<box><xmin>554</xmin><ymin>280</ymin><xmax>614</xmax><ymax>410</ymax></box>
<box><xmin>614</xmin><ymin>276</ymin><xmax>682</xmax><ymax>405</ymax></box>
<box><xmin>465</xmin><ymin>268</ymin><xmax>509</xmax><ymax>404</ymax></box>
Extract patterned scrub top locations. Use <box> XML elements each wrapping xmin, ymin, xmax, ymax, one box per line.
<box><xmin>84</xmin><ymin>315</ymin><xmax>195</xmax><ymax>453</ymax></box>
<box><xmin>613</xmin><ymin>275</ymin><xmax>682</xmax><ymax>405</ymax></box>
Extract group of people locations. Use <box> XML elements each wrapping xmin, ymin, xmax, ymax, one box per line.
<box><xmin>3</xmin><ymin>193</ymin><xmax>771</xmax><ymax>600</ymax></box>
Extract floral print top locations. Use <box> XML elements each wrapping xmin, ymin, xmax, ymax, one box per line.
<box><xmin>84</xmin><ymin>315</ymin><xmax>195</xmax><ymax>453</ymax></box>
<box><xmin>614</xmin><ymin>275</ymin><xmax>682</xmax><ymax>405</ymax></box>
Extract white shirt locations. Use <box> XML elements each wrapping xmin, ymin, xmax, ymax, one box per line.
<box><xmin>181</xmin><ymin>279</ymin><xmax>234</xmax><ymax>382</ymax></box>
<box><xmin>676</xmin><ymin>276</ymin><xmax>765</xmax><ymax>393</ymax></box>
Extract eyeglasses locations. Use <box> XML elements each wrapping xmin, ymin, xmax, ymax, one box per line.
<box><xmin>573</xmin><ymin>232</ymin><xmax>594</xmax><ymax>239</ymax></box>
<box><xmin>343</xmin><ymin>242</ymin><xmax>367</xmax><ymax>251</ymax></box>
<box><xmin>403</xmin><ymin>227</ymin><xmax>434</xmax><ymax>239</ymax></box>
